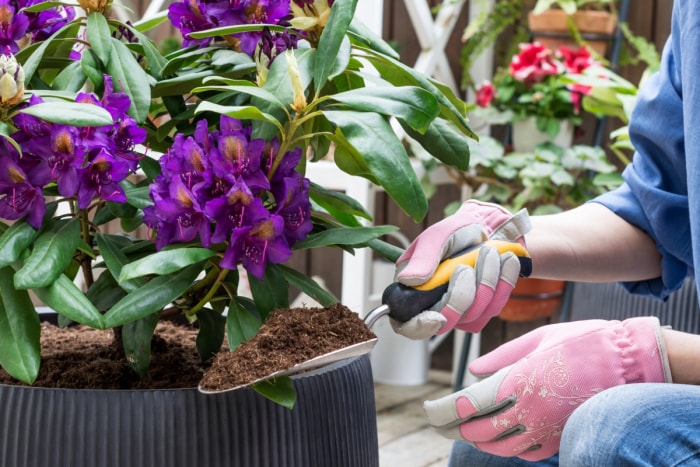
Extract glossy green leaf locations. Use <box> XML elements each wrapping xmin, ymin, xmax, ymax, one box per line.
<box><xmin>314</xmin><ymin>0</ymin><xmax>358</xmax><ymax>95</ymax></box>
<box><xmin>248</xmin><ymin>265</ymin><xmax>289</xmax><ymax>319</ymax></box>
<box><xmin>294</xmin><ymin>225</ymin><xmax>398</xmax><ymax>250</ymax></box>
<box><xmin>107</xmin><ymin>37</ymin><xmax>152</xmax><ymax>122</ymax></box>
<box><xmin>196</xmin><ymin>308</ymin><xmax>226</xmax><ymax>361</ymax></box>
<box><xmin>262</xmin><ymin>48</ymin><xmax>315</xmax><ymax>109</ymax></box>
<box><xmin>187</xmin><ymin>23</ymin><xmax>286</xmax><ymax>39</ymax></box>
<box><xmin>122</xmin><ymin>311</ymin><xmax>160</xmax><ymax>376</ymax></box>
<box><xmin>14</xmin><ymin>218</ymin><xmax>80</xmax><ymax>289</ymax></box>
<box><xmin>19</xmin><ymin>1</ymin><xmax>63</xmax><ymax>12</ymax></box>
<box><xmin>53</xmin><ymin>60</ymin><xmax>88</xmax><ymax>92</ymax></box>
<box><xmin>18</xmin><ymin>101</ymin><xmax>114</xmax><ymax>127</ymax></box>
<box><xmin>33</xmin><ymin>274</ymin><xmax>104</xmax><ymax>329</ymax></box>
<box><xmin>277</xmin><ymin>265</ymin><xmax>338</xmax><ymax>307</ymax></box>
<box><xmin>330</xmin><ymin>86</ymin><xmax>439</xmax><ymax>133</ymax></box>
<box><xmin>96</xmin><ymin>234</ymin><xmax>146</xmax><ymax>293</ymax></box>
<box><xmin>86</xmin><ymin>271</ymin><xmax>127</xmax><ymax>312</ymax></box>
<box><xmin>120</xmin><ymin>21</ymin><xmax>168</xmax><ymax>76</ymax></box>
<box><xmin>0</xmin><ymin>219</ymin><xmax>41</xmax><ymax>269</ymax></box>
<box><xmin>309</xmin><ymin>181</ymin><xmax>371</xmax><ymax>226</ymax></box>
<box><xmin>20</xmin><ymin>21</ymin><xmax>77</xmax><ymax>83</ymax></box>
<box><xmin>400</xmin><ymin>118</ymin><xmax>471</xmax><ymax>170</ymax></box>
<box><xmin>367</xmin><ymin>238</ymin><xmax>404</xmax><ymax>263</ymax></box>
<box><xmin>252</xmin><ymin>377</ymin><xmax>297</xmax><ymax>410</ymax></box>
<box><xmin>80</xmin><ymin>49</ymin><xmax>104</xmax><ymax>88</ymax></box>
<box><xmin>193</xmin><ymin>84</ymin><xmax>287</xmax><ymax>111</ymax></box>
<box><xmin>86</xmin><ymin>13</ymin><xmax>112</xmax><ymax>66</ymax></box>
<box><xmin>0</xmin><ymin>267</ymin><xmax>40</xmax><ymax>383</ymax></box>
<box><xmin>103</xmin><ymin>265</ymin><xmax>201</xmax><ymax>328</ymax></box>
<box><xmin>121</xmin><ymin>182</ymin><xmax>152</xmax><ymax>209</ymax></box>
<box><xmin>195</xmin><ymin>101</ymin><xmax>284</xmax><ymax>134</ymax></box>
<box><xmin>347</xmin><ymin>17</ymin><xmax>400</xmax><ymax>59</ymax></box>
<box><xmin>133</xmin><ymin>10</ymin><xmax>169</xmax><ymax>33</ymax></box>
<box><xmin>119</xmin><ymin>248</ymin><xmax>215</xmax><ymax>282</ymax></box>
<box><xmin>323</xmin><ymin>110</ymin><xmax>427</xmax><ymax>221</ymax></box>
<box><xmin>227</xmin><ymin>297</ymin><xmax>262</xmax><ymax>350</ymax></box>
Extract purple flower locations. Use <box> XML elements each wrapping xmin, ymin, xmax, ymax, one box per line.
<box><xmin>145</xmin><ymin>116</ymin><xmax>311</xmax><ymax>278</ymax></box>
<box><xmin>0</xmin><ymin>1</ymin><xmax>28</xmax><ymax>53</ymax></box>
<box><xmin>222</xmin><ymin>209</ymin><xmax>291</xmax><ymax>279</ymax></box>
<box><xmin>168</xmin><ymin>0</ymin><xmax>293</xmax><ymax>55</ymax></box>
<box><xmin>0</xmin><ymin>1</ymin><xmax>75</xmax><ymax>53</ymax></box>
<box><xmin>0</xmin><ymin>156</ymin><xmax>45</xmax><ymax>228</ymax></box>
<box><xmin>77</xmin><ymin>149</ymin><xmax>130</xmax><ymax>209</ymax></box>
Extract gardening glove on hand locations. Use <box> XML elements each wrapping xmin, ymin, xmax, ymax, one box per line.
<box><xmin>392</xmin><ymin>200</ymin><xmax>531</xmax><ymax>339</ymax></box>
<box><xmin>424</xmin><ymin>317</ymin><xmax>672</xmax><ymax>461</ymax></box>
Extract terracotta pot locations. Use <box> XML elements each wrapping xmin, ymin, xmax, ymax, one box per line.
<box><xmin>511</xmin><ymin>117</ymin><xmax>574</xmax><ymax>152</ymax></box>
<box><xmin>528</xmin><ymin>9</ymin><xmax>618</xmax><ymax>55</ymax></box>
<box><xmin>500</xmin><ymin>278</ymin><xmax>566</xmax><ymax>322</ymax></box>
<box><xmin>0</xmin><ymin>355</ymin><xmax>379</xmax><ymax>467</ymax></box>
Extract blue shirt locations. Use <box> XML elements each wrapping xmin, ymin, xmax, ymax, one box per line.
<box><xmin>594</xmin><ymin>0</ymin><xmax>696</xmax><ymax>300</ymax></box>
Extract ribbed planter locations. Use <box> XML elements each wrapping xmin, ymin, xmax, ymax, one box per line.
<box><xmin>0</xmin><ymin>354</ymin><xmax>378</xmax><ymax>467</ymax></box>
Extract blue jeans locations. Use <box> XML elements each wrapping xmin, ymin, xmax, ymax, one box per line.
<box><xmin>448</xmin><ymin>383</ymin><xmax>700</xmax><ymax>466</ymax></box>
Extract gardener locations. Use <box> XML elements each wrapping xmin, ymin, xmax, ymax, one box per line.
<box><xmin>391</xmin><ymin>0</ymin><xmax>700</xmax><ymax>464</ymax></box>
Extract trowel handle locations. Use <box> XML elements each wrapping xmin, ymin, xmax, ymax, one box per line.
<box><xmin>382</xmin><ymin>240</ymin><xmax>531</xmax><ymax>323</ymax></box>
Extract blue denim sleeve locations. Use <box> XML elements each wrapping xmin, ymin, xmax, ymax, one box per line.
<box><xmin>593</xmin><ymin>8</ymin><xmax>692</xmax><ymax>300</ymax></box>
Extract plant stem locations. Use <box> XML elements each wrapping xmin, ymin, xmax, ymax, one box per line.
<box><xmin>185</xmin><ymin>267</ymin><xmax>230</xmax><ymax>319</ymax></box>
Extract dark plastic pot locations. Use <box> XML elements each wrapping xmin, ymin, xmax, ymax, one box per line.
<box><xmin>0</xmin><ymin>354</ymin><xmax>378</xmax><ymax>467</ymax></box>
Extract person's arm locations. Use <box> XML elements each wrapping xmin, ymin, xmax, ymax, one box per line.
<box><xmin>525</xmin><ymin>202</ymin><xmax>662</xmax><ymax>283</ymax></box>
<box><xmin>662</xmin><ymin>328</ymin><xmax>700</xmax><ymax>384</ymax></box>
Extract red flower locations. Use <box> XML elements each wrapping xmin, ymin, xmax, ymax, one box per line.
<box><xmin>557</xmin><ymin>45</ymin><xmax>597</xmax><ymax>74</ymax></box>
<box><xmin>475</xmin><ymin>81</ymin><xmax>495</xmax><ymax>107</ymax></box>
<box><xmin>509</xmin><ymin>42</ymin><xmax>560</xmax><ymax>84</ymax></box>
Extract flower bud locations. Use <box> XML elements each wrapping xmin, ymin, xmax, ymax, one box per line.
<box><xmin>0</xmin><ymin>53</ymin><xmax>24</xmax><ymax>107</ymax></box>
<box><xmin>78</xmin><ymin>0</ymin><xmax>111</xmax><ymax>14</ymax></box>
<box><xmin>286</xmin><ymin>51</ymin><xmax>307</xmax><ymax>112</ymax></box>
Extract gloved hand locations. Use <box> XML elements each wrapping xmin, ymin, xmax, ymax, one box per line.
<box><xmin>424</xmin><ymin>317</ymin><xmax>672</xmax><ymax>461</ymax></box>
<box><xmin>392</xmin><ymin>200</ymin><xmax>531</xmax><ymax>339</ymax></box>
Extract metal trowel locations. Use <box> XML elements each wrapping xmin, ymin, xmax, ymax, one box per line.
<box><xmin>198</xmin><ymin>239</ymin><xmax>531</xmax><ymax>394</ymax></box>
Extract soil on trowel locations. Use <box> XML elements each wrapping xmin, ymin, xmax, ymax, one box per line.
<box><xmin>0</xmin><ymin>304</ymin><xmax>375</xmax><ymax>390</ymax></box>
<box><xmin>199</xmin><ymin>303</ymin><xmax>376</xmax><ymax>391</ymax></box>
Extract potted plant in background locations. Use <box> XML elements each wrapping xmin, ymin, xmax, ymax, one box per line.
<box><xmin>528</xmin><ymin>0</ymin><xmax>619</xmax><ymax>55</ymax></box>
<box><xmin>473</xmin><ymin>41</ymin><xmax>599</xmax><ymax>151</ymax></box>
<box><xmin>0</xmin><ymin>0</ymin><xmax>476</xmax><ymax>465</ymax></box>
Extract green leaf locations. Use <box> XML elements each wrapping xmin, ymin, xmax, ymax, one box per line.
<box><xmin>14</xmin><ymin>218</ymin><xmax>80</xmax><ymax>289</ymax></box>
<box><xmin>187</xmin><ymin>23</ymin><xmax>286</xmax><ymax>39</ymax></box>
<box><xmin>119</xmin><ymin>21</ymin><xmax>168</xmax><ymax>77</ymax></box>
<box><xmin>20</xmin><ymin>21</ymin><xmax>77</xmax><ymax>83</ymax></box>
<box><xmin>86</xmin><ymin>13</ymin><xmax>112</xmax><ymax>66</ymax></box>
<box><xmin>95</xmin><ymin>234</ymin><xmax>146</xmax><ymax>293</ymax></box>
<box><xmin>400</xmin><ymin>118</ymin><xmax>471</xmax><ymax>170</ymax></box>
<box><xmin>313</xmin><ymin>0</ymin><xmax>358</xmax><ymax>95</ymax></box>
<box><xmin>331</xmin><ymin>86</ymin><xmax>439</xmax><ymax>133</ymax></box>
<box><xmin>33</xmin><ymin>274</ymin><xmax>105</xmax><ymax>329</ymax></box>
<box><xmin>277</xmin><ymin>265</ymin><xmax>338</xmax><ymax>307</ymax></box>
<box><xmin>248</xmin><ymin>265</ymin><xmax>289</xmax><ymax>319</ymax></box>
<box><xmin>196</xmin><ymin>308</ymin><xmax>226</xmax><ymax>361</ymax></box>
<box><xmin>294</xmin><ymin>225</ymin><xmax>398</xmax><ymax>250</ymax></box>
<box><xmin>52</xmin><ymin>60</ymin><xmax>88</xmax><ymax>92</ymax></box>
<box><xmin>0</xmin><ymin>212</ymin><xmax>49</xmax><ymax>269</ymax></box>
<box><xmin>119</xmin><ymin>248</ymin><xmax>215</xmax><ymax>282</ymax></box>
<box><xmin>103</xmin><ymin>265</ymin><xmax>201</xmax><ymax>328</ymax></box>
<box><xmin>195</xmin><ymin>100</ymin><xmax>284</xmax><ymax>135</ymax></box>
<box><xmin>193</xmin><ymin>83</ymin><xmax>287</xmax><ymax>111</ymax></box>
<box><xmin>133</xmin><ymin>10</ymin><xmax>169</xmax><ymax>33</ymax></box>
<box><xmin>309</xmin><ymin>181</ymin><xmax>372</xmax><ymax>226</ymax></box>
<box><xmin>122</xmin><ymin>311</ymin><xmax>160</xmax><ymax>376</ymax></box>
<box><xmin>86</xmin><ymin>271</ymin><xmax>127</xmax><ymax>312</ymax></box>
<box><xmin>107</xmin><ymin>37</ymin><xmax>152</xmax><ymax>122</ymax></box>
<box><xmin>347</xmin><ymin>17</ymin><xmax>400</xmax><ymax>59</ymax></box>
<box><xmin>226</xmin><ymin>297</ymin><xmax>262</xmax><ymax>350</ymax></box>
<box><xmin>323</xmin><ymin>110</ymin><xmax>427</xmax><ymax>221</ymax></box>
<box><xmin>367</xmin><ymin>238</ymin><xmax>404</xmax><ymax>263</ymax></box>
<box><xmin>0</xmin><ymin>267</ymin><xmax>40</xmax><ymax>384</ymax></box>
<box><xmin>18</xmin><ymin>101</ymin><xmax>114</xmax><ymax>127</ymax></box>
<box><xmin>252</xmin><ymin>376</ymin><xmax>297</xmax><ymax>410</ymax></box>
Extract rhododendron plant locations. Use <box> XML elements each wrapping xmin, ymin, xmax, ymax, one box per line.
<box><xmin>0</xmin><ymin>0</ymin><xmax>475</xmax><ymax>404</ymax></box>
<box><xmin>475</xmin><ymin>41</ymin><xmax>597</xmax><ymax>136</ymax></box>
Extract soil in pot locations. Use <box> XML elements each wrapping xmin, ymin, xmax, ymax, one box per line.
<box><xmin>0</xmin><ymin>303</ymin><xmax>376</xmax><ymax>390</ymax></box>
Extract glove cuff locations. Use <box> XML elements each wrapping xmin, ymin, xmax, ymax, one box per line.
<box><xmin>621</xmin><ymin>316</ymin><xmax>673</xmax><ymax>384</ymax></box>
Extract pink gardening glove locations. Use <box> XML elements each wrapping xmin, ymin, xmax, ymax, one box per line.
<box><xmin>392</xmin><ymin>200</ymin><xmax>531</xmax><ymax>339</ymax></box>
<box><xmin>424</xmin><ymin>317</ymin><xmax>672</xmax><ymax>461</ymax></box>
